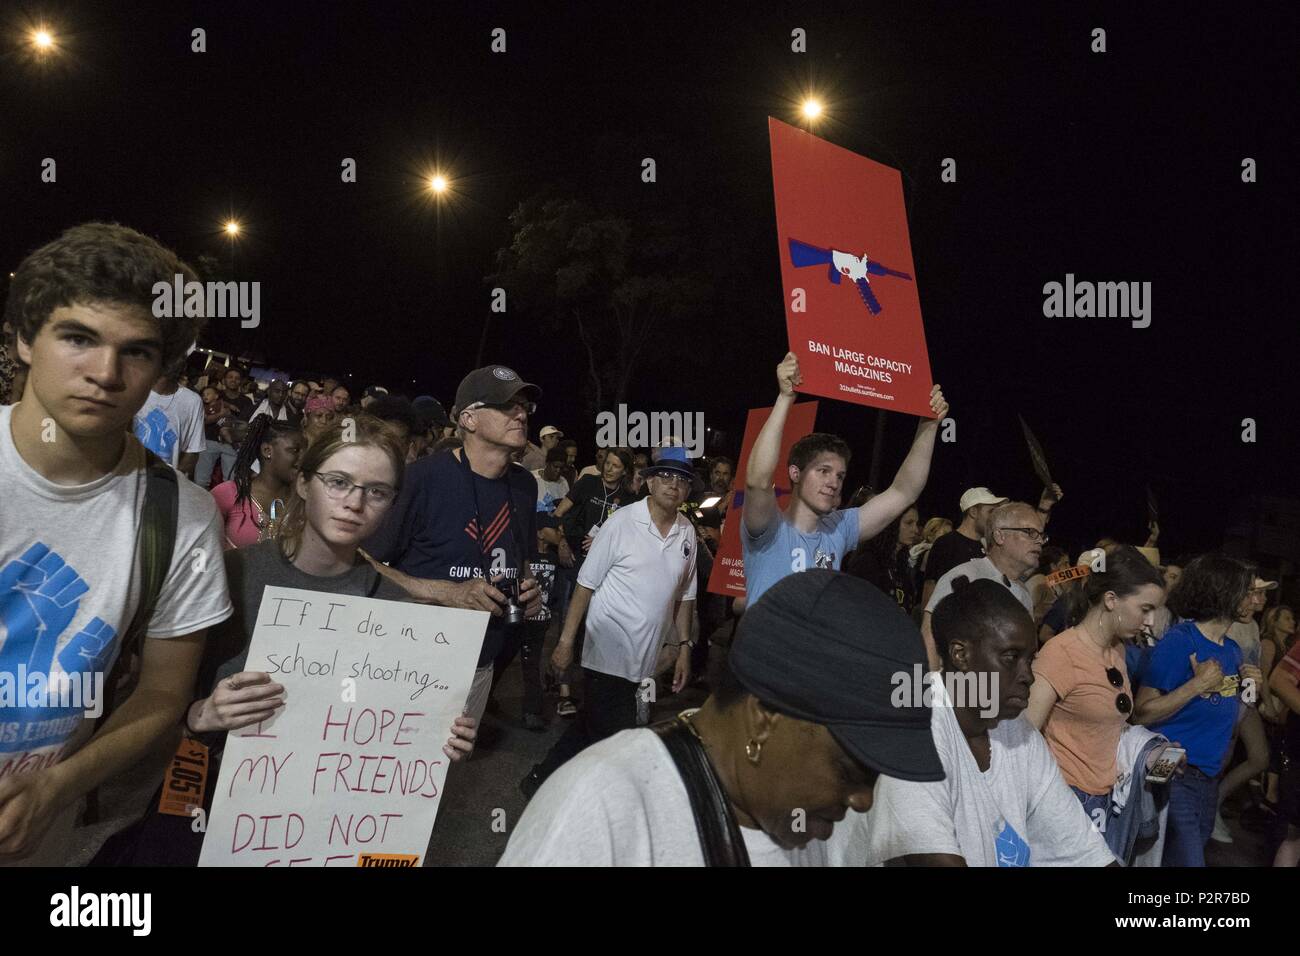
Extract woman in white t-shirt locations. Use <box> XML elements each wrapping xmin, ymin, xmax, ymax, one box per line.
<box><xmin>501</xmin><ymin>570</ymin><xmax>944</xmax><ymax>866</ymax></box>
<box><xmin>850</xmin><ymin>576</ymin><xmax>1115</xmax><ymax>867</ymax></box>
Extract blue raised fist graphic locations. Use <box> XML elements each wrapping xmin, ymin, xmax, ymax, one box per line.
<box><xmin>134</xmin><ymin>407</ymin><xmax>177</xmax><ymax>460</ymax></box>
<box><xmin>58</xmin><ymin>615</ymin><xmax>118</xmax><ymax>677</ymax></box>
<box><xmin>0</xmin><ymin>543</ymin><xmax>89</xmax><ymax>675</ymax></box>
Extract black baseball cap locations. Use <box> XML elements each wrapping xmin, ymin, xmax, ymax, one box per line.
<box><xmin>412</xmin><ymin>395</ymin><xmax>450</xmax><ymax>430</ymax></box>
<box><xmin>453</xmin><ymin>365</ymin><xmax>541</xmax><ymax>418</ymax></box>
<box><xmin>730</xmin><ymin>570</ymin><xmax>943</xmax><ymax>782</ymax></box>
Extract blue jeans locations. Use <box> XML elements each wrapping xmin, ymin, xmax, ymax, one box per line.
<box><xmin>1162</xmin><ymin>768</ymin><xmax>1218</xmax><ymax>866</ymax></box>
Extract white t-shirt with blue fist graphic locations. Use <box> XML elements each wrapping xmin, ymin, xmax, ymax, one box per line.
<box><xmin>132</xmin><ymin>386</ymin><xmax>206</xmax><ymax>468</ymax></box>
<box><xmin>837</xmin><ymin>676</ymin><xmax>1113</xmax><ymax>867</ymax></box>
<box><xmin>0</xmin><ymin>403</ymin><xmax>232</xmax><ymax>789</ymax></box>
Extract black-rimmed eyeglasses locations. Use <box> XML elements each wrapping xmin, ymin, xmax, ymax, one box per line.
<box><xmin>1001</xmin><ymin>527</ymin><xmax>1049</xmax><ymax>544</ymax></box>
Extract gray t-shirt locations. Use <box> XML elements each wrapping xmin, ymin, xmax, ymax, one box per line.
<box><xmin>209</xmin><ymin>540</ymin><xmax>408</xmax><ymax>686</ymax></box>
<box><xmin>834</xmin><ymin>677</ymin><xmax>1113</xmax><ymax>867</ymax></box>
<box><xmin>926</xmin><ymin>555</ymin><xmax>1033</xmax><ymax>616</ymax></box>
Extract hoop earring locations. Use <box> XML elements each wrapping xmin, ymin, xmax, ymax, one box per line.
<box><xmin>745</xmin><ymin>739</ymin><xmax>763</xmax><ymax>765</ymax></box>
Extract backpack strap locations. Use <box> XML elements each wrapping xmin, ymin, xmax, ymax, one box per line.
<box><xmin>83</xmin><ymin>451</ymin><xmax>179</xmax><ymax>824</ymax></box>
<box><xmin>651</xmin><ymin>714</ymin><xmax>751</xmax><ymax>867</ymax></box>
<box><xmin>109</xmin><ymin>450</ymin><xmax>180</xmax><ymax>702</ymax></box>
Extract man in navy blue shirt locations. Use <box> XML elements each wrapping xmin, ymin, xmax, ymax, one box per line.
<box><xmin>365</xmin><ymin>365</ymin><xmax>543</xmax><ymax>725</ymax></box>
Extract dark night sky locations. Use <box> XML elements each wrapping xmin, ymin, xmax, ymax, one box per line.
<box><xmin>3</xmin><ymin>1</ymin><xmax>1295</xmax><ymax>560</ymax></box>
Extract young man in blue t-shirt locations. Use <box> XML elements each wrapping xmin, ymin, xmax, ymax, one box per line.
<box><xmin>1134</xmin><ymin>553</ymin><xmax>1262</xmax><ymax>866</ymax></box>
<box><xmin>740</xmin><ymin>352</ymin><xmax>948</xmax><ymax>607</ymax></box>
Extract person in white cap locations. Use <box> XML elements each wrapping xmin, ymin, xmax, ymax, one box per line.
<box><xmin>521</xmin><ymin>425</ymin><xmax>563</xmax><ymax>472</ymax></box>
<box><xmin>921</xmin><ymin>487</ymin><xmax>1007</xmax><ymax>604</ymax></box>
<box><xmin>921</xmin><ymin>483</ymin><xmax>1062</xmax><ymax>611</ymax></box>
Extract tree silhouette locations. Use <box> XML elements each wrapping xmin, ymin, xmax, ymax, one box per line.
<box><xmin>489</xmin><ymin>194</ymin><xmax>713</xmax><ymax>413</ymax></box>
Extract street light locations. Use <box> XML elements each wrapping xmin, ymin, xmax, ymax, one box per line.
<box><xmin>801</xmin><ymin>98</ymin><xmax>823</xmax><ymax>120</ymax></box>
<box><xmin>31</xmin><ymin>29</ymin><xmax>54</xmax><ymax>51</ymax></box>
<box><xmin>429</xmin><ymin>174</ymin><xmax>448</xmax><ymax>194</ymax></box>
<box><xmin>222</xmin><ymin>219</ymin><xmax>242</xmax><ymax>276</ymax></box>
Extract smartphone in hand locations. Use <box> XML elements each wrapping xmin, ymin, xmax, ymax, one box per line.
<box><xmin>1145</xmin><ymin>746</ymin><xmax>1186</xmax><ymax>784</ymax></box>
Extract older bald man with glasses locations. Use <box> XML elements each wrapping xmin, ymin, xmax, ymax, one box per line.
<box><xmin>920</xmin><ymin>501</ymin><xmax>1045</xmax><ymax>669</ymax></box>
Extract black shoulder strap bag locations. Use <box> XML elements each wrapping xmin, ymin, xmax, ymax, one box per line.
<box><xmin>83</xmin><ymin>451</ymin><xmax>179</xmax><ymax>824</ymax></box>
<box><xmin>651</xmin><ymin>714</ymin><xmax>751</xmax><ymax>867</ymax></box>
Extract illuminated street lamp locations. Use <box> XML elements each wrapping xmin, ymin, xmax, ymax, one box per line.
<box><xmin>31</xmin><ymin>29</ymin><xmax>55</xmax><ymax>51</ymax></box>
<box><xmin>429</xmin><ymin>174</ymin><xmax>448</xmax><ymax>194</ymax></box>
<box><xmin>223</xmin><ymin>219</ymin><xmax>242</xmax><ymax>275</ymax></box>
<box><xmin>801</xmin><ymin>98</ymin><xmax>823</xmax><ymax>121</ymax></box>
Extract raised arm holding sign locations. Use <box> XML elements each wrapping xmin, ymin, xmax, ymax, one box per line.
<box><xmin>739</xmin><ymin>352</ymin><xmax>948</xmax><ymax>606</ymax></box>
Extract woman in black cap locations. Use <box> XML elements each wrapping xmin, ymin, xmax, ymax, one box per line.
<box><xmin>500</xmin><ymin>570</ymin><xmax>942</xmax><ymax>866</ymax></box>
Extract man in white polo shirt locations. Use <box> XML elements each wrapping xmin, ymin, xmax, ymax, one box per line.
<box><xmin>522</xmin><ymin>446</ymin><xmax>697</xmax><ymax>797</ymax></box>
<box><xmin>920</xmin><ymin>501</ymin><xmax>1042</xmax><ymax>668</ymax></box>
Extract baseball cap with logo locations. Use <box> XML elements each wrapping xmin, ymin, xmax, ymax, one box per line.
<box><xmin>539</xmin><ymin>425</ymin><xmax>564</xmax><ymax>439</ymax></box>
<box><xmin>453</xmin><ymin>366</ymin><xmax>541</xmax><ymax>418</ymax></box>
<box><xmin>729</xmin><ymin>570</ymin><xmax>943</xmax><ymax>782</ymax></box>
<box><xmin>959</xmin><ymin>487</ymin><xmax>1008</xmax><ymax>513</ymax></box>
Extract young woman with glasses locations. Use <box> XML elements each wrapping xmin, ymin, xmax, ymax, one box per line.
<box><xmin>186</xmin><ymin>414</ymin><xmax>476</xmax><ymax>758</ymax></box>
<box><xmin>97</xmin><ymin>416</ymin><xmax>475</xmax><ymax>865</ymax></box>
<box><xmin>1026</xmin><ymin>545</ymin><xmax>1170</xmax><ymax>850</ymax></box>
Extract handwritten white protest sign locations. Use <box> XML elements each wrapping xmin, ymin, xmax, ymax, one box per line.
<box><xmin>198</xmin><ymin>586</ymin><xmax>487</xmax><ymax>867</ymax></box>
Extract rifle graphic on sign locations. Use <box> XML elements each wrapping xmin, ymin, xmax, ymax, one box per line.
<box><xmin>787</xmin><ymin>238</ymin><xmax>913</xmax><ymax>315</ymax></box>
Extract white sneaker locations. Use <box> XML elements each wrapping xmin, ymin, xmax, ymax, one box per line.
<box><xmin>1211</xmin><ymin>811</ymin><xmax>1233</xmax><ymax>843</ymax></box>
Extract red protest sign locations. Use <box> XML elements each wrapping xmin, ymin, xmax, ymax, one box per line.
<box><xmin>707</xmin><ymin>401</ymin><xmax>819</xmax><ymax>597</ymax></box>
<box><xmin>769</xmin><ymin>117</ymin><xmax>935</xmax><ymax>417</ymax></box>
